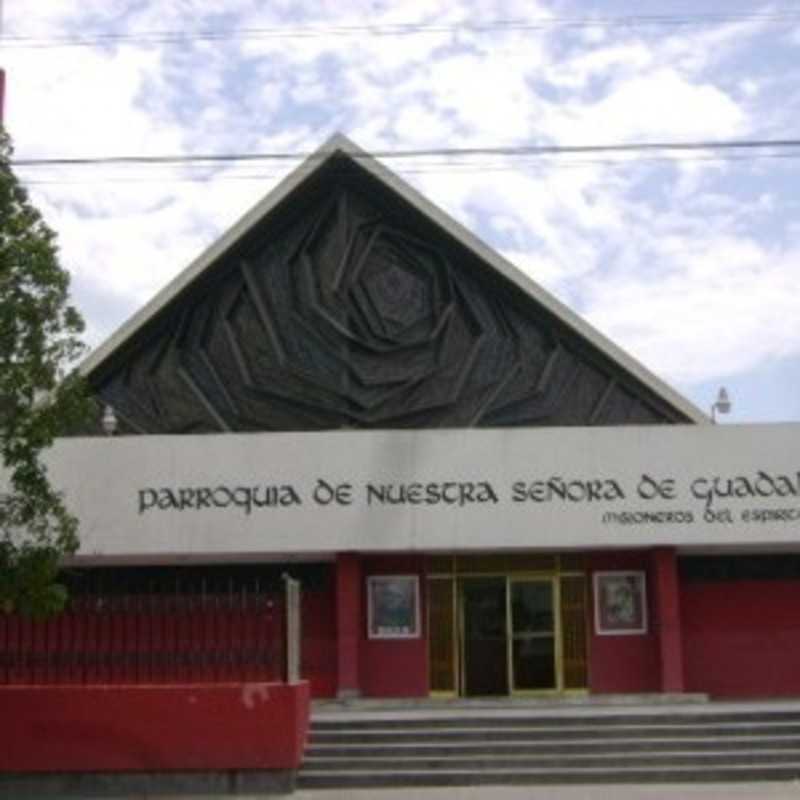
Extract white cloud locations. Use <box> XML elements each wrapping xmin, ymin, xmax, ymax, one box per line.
<box><xmin>546</xmin><ymin>68</ymin><xmax>747</xmax><ymax>143</ymax></box>
<box><xmin>584</xmin><ymin>235</ymin><xmax>800</xmax><ymax>384</ymax></box>
<box><xmin>2</xmin><ymin>1</ymin><xmax>799</xmax><ymax>420</ymax></box>
<box><xmin>548</xmin><ymin>42</ymin><xmax>654</xmax><ymax>90</ymax></box>
<box><xmin>5</xmin><ymin>47</ymin><xmax>180</xmax><ymax>158</ymax></box>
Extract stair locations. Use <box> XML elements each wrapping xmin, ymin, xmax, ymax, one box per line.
<box><xmin>297</xmin><ymin>706</ymin><xmax>800</xmax><ymax>788</ymax></box>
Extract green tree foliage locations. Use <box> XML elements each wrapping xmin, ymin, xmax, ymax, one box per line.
<box><xmin>0</xmin><ymin>127</ymin><xmax>90</xmax><ymax>617</ymax></box>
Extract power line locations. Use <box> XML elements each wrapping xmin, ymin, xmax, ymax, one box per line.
<box><xmin>3</xmin><ymin>11</ymin><xmax>800</xmax><ymax>48</ymax></box>
<box><xmin>16</xmin><ymin>151</ymin><xmax>800</xmax><ymax>187</ymax></box>
<box><xmin>17</xmin><ymin>153</ymin><xmax>800</xmax><ymax>186</ymax></box>
<box><xmin>10</xmin><ymin>138</ymin><xmax>800</xmax><ymax>169</ymax></box>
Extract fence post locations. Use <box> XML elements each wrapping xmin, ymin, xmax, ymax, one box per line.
<box><xmin>281</xmin><ymin>574</ymin><xmax>301</xmax><ymax>684</ymax></box>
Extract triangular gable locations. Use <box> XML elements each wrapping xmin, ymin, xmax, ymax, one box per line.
<box><xmin>81</xmin><ymin>134</ymin><xmax>706</xmax><ymax>432</ymax></box>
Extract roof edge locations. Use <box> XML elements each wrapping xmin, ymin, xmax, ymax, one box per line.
<box><xmin>80</xmin><ymin>133</ymin><xmax>708</xmax><ymax>424</ymax></box>
<box><xmin>342</xmin><ymin>140</ymin><xmax>708</xmax><ymax>424</ymax></box>
<box><xmin>79</xmin><ymin>133</ymin><xmax>356</xmax><ymax>377</ymax></box>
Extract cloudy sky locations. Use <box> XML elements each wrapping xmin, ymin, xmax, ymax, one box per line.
<box><xmin>2</xmin><ymin>0</ymin><xmax>799</xmax><ymax>423</ymax></box>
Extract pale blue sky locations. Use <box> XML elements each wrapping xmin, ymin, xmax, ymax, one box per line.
<box><xmin>3</xmin><ymin>0</ymin><xmax>799</xmax><ymax>423</ymax></box>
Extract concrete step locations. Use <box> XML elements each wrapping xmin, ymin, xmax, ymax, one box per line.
<box><xmin>311</xmin><ymin>693</ymin><xmax>708</xmax><ymax>712</ymax></box>
<box><xmin>308</xmin><ymin>723</ymin><xmax>800</xmax><ymax>744</ymax></box>
<box><xmin>310</xmin><ymin>710</ymin><xmax>800</xmax><ymax>730</ymax></box>
<box><xmin>306</xmin><ymin>737</ymin><xmax>800</xmax><ymax>758</ymax></box>
<box><xmin>297</xmin><ymin>764</ymin><xmax>800</xmax><ymax>789</ymax></box>
<box><xmin>297</xmin><ymin>706</ymin><xmax>800</xmax><ymax>789</ymax></box>
<box><xmin>302</xmin><ymin>750</ymin><xmax>800</xmax><ymax>771</ymax></box>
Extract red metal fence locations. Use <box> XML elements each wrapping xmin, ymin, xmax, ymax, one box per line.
<box><xmin>0</xmin><ymin>573</ymin><xmax>285</xmax><ymax>685</ymax></box>
<box><xmin>0</xmin><ymin>563</ymin><xmax>338</xmax><ymax>693</ymax></box>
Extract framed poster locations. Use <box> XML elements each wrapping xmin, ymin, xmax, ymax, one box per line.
<box><xmin>594</xmin><ymin>571</ymin><xmax>647</xmax><ymax>635</ymax></box>
<box><xmin>367</xmin><ymin>575</ymin><xmax>420</xmax><ymax>639</ymax></box>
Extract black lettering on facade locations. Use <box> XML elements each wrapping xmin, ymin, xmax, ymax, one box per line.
<box><xmin>138</xmin><ymin>483</ymin><xmax>301</xmax><ymax>513</ymax></box>
<box><xmin>196</xmin><ymin>488</ymin><xmax>212</xmax><ymax>508</ymax></box>
<box><xmin>365</xmin><ymin>481</ymin><xmax>499</xmax><ymax>507</ymax></box>
<box><xmin>178</xmin><ymin>488</ymin><xmax>195</xmax><ymax>510</ymax></box>
<box><xmin>407</xmin><ymin>483</ymin><xmax>423</xmax><ymax>505</ymax></box>
<box><xmin>602</xmin><ymin>510</ymin><xmax>695</xmax><ymax>526</ymax></box>
<box><xmin>138</xmin><ymin>489</ymin><xmax>158</xmax><ymax>514</ymax></box>
<box><xmin>366</xmin><ymin>484</ymin><xmax>385</xmax><ymax>505</ymax></box>
<box><xmin>476</xmin><ymin>482</ymin><xmax>499</xmax><ymax>504</ymax></box>
<box><xmin>213</xmin><ymin>487</ymin><xmax>232</xmax><ymax>507</ymax></box>
<box><xmin>426</xmin><ymin>484</ymin><xmax>441</xmax><ymax>504</ymax></box>
<box><xmin>159</xmin><ymin>489</ymin><xmax>179</xmax><ymax>510</ymax></box>
<box><xmin>692</xmin><ymin>471</ymin><xmax>800</xmax><ymax>510</ymax></box>
<box><xmin>282</xmin><ymin>486</ymin><xmax>302</xmax><ymax>506</ymax></box>
<box><xmin>637</xmin><ymin>474</ymin><xmax>675</xmax><ymax>501</ymax></box>
<box><xmin>252</xmin><ymin>487</ymin><xmax>273</xmax><ymax>508</ymax></box>
<box><xmin>513</xmin><ymin>477</ymin><xmax>626</xmax><ymax>504</ymax></box>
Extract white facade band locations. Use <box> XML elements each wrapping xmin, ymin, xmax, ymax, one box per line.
<box><xmin>9</xmin><ymin>423</ymin><xmax>800</xmax><ymax>560</ymax></box>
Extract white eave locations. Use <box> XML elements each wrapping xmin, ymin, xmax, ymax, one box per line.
<box><xmin>79</xmin><ymin>132</ymin><xmax>708</xmax><ymax>424</ymax></box>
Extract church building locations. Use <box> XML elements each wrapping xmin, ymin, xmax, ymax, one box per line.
<box><xmin>6</xmin><ymin>134</ymin><xmax>800</xmax><ymax>703</ymax></box>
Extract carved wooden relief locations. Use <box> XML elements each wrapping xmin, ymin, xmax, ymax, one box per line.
<box><xmin>89</xmin><ymin>180</ymin><xmax>683</xmax><ymax>433</ymax></box>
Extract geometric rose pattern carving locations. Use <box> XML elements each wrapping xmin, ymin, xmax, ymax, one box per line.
<box><xmin>89</xmin><ymin>184</ymin><xmax>683</xmax><ymax>434</ymax></box>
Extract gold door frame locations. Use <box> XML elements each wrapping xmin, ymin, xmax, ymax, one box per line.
<box><xmin>508</xmin><ymin>576</ymin><xmax>560</xmax><ymax>695</ymax></box>
<box><xmin>427</xmin><ymin>555</ymin><xmax>587</xmax><ymax>697</ymax></box>
<box><xmin>428</xmin><ymin>577</ymin><xmax>458</xmax><ymax>697</ymax></box>
<box><xmin>457</xmin><ymin>575</ymin><xmax>511</xmax><ymax>697</ymax></box>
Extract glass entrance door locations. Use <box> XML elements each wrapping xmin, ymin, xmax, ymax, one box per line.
<box><xmin>510</xmin><ymin>578</ymin><xmax>557</xmax><ymax>691</ymax></box>
<box><xmin>428</xmin><ymin>559</ymin><xmax>586</xmax><ymax>697</ymax></box>
<box><xmin>460</xmin><ymin>577</ymin><xmax>508</xmax><ymax>696</ymax></box>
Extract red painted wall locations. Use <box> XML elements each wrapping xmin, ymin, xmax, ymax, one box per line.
<box><xmin>303</xmin><ymin>589</ymin><xmax>337</xmax><ymax>697</ymax></box>
<box><xmin>588</xmin><ymin>551</ymin><xmax>660</xmax><ymax>694</ymax></box>
<box><xmin>0</xmin><ymin>682</ymin><xmax>310</xmax><ymax>772</ymax></box>
<box><xmin>360</xmin><ymin>555</ymin><xmax>428</xmax><ymax>697</ymax></box>
<box><xmin>650</xmin><ymin>548</ymin><xmax>684</xmax><ymax>692</ymax></box>
<box><xmin>682</xmin><ymin>580</ymin><xmax>800</xmax><ymax>697</ymax></box>
<box><xmin>335</xmin><ymin>553</ymin><xmax>362</xmax><ymax>697</ymax></box>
